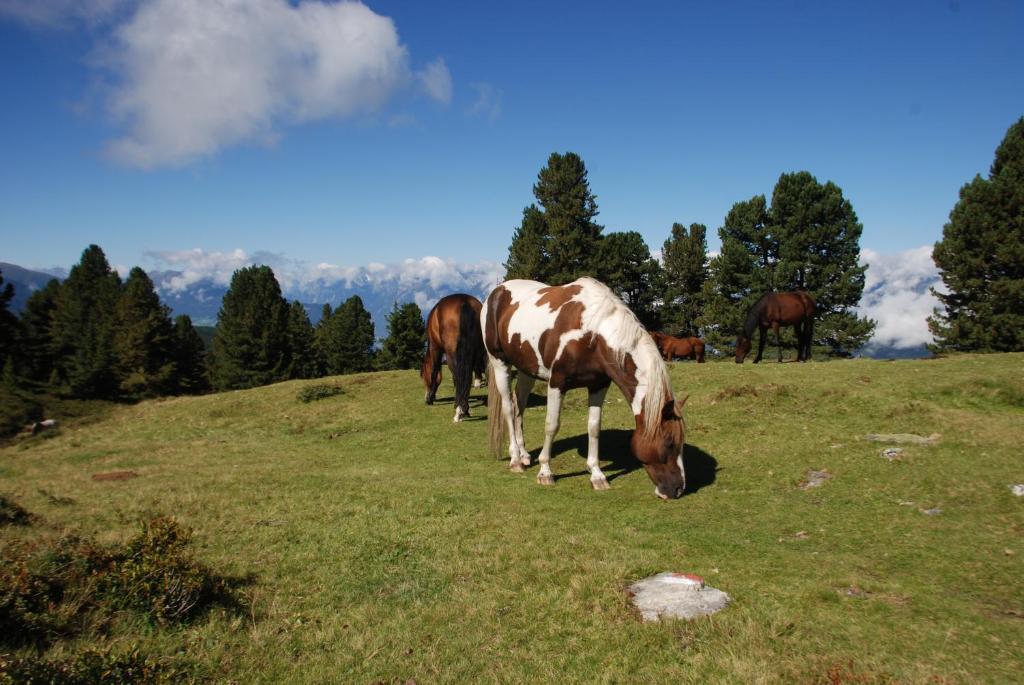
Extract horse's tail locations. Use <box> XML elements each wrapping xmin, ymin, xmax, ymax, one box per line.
<box><xmin>454</xmin><ymin>300</ymin><xmax>482</xmax><ymax>415</ymax></box>
<box><xmin>487</xmin><ymin>358</ymin><xmax>506</xmax><ymax>458</ymax></box>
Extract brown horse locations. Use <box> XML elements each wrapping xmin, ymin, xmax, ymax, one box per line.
<box><xmin>735</xmin><ymin>291</ymin><xmax>816</xmax><ymax>363</ymax></box>
<box><xmin>483</xmin><ymin>277</ymin><xmax>687</xmax><ymax>500</ymax></box>
<box><xmin>650</xmin><ymin>332</ymin><xmax>705</xmax><ymax>363</ymax></box>
<box><xmin>422</xmin><ymin>294</ymin><xmax>487</xmax><ymax>422</ymax></box>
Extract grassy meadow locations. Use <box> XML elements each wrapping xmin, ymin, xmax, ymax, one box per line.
<box><xmin>2</xmin><ymin>354</ymin><xmax>1023</xmax><ymax>683</ymax></box>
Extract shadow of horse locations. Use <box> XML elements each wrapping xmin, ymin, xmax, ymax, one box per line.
<box><xmin>532</xmin><ymin>428</ymin><xmax>718</xmax><ymax>494</ymax></box>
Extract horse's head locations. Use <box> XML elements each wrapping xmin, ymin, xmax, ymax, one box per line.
<box><xmin>632</xmin><ymin>397</ymin><xmax>687</xmax><ymax>500</ymax></box>
<box><xmin>735</xmin><ymin>335</ymin><xmax>751</xmax><ymax>363</ymax></box>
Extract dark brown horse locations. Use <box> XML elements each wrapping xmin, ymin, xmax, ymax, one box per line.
<box><xmin>735</xmin><ymin>291</ymin><xmax>816</xmax><ymax>363</ymax></box>
<box><xmin>422</xmin><ymin>294</ymin><xmax>487</xmax><ymax>422</ymax></box>
<box><xmin>650</xmin><ymin>332</ymin><xmax>705</xmax><ymax>363</ymax></box>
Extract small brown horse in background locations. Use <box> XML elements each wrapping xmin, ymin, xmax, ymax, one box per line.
<box><xmin>422</xmin><ymin>294</ymin><xmax>487</xmax><ymax>422</ymax></box>
<box><xmin>735</xmin><ymin>291</ymin><xmax>816</xmax><ymax>363</ymax></box>
<box><xmin>650</xmin><ymin>331</ymin><xmax>705</xmax><ymax>363</ymax></box>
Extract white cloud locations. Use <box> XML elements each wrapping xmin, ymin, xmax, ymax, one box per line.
<box><xmin>857</xmin><ymin>246</ymin><xmax>944</xmax><ymax>350</ymax></box>
<box><xmin>145</xmin><ymin>247</ymin><xmax>503</xmax><ymax>298</ymax></box>
<box><xmin>467</xmin><ymin>82</ymin><xmax>501</xmax><ymax>121</ymax></box>
<box><xmin>0</xmin><ymin>0</ymin><xmax>131</xmax><ymax>28</ymax></box>
<box><xmin>417</xmin><ymin>57</ymin><xmax>452</xmax><ymax>105</ymax></box>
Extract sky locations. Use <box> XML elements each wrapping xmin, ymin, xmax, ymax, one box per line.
<box><xmin>0</xmin><ymin>0</ymin><xmax>1022</xmax><ymax>347</ymax></box>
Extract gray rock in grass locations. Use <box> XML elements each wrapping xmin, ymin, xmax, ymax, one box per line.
<box><xmin>628</xmin><ymin>572</ymin><xmax>730</xmax><ymax>622</ymax></box>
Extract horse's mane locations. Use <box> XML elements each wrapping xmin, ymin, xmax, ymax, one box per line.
<box><xmin>575</xmin><ymin>278</ymin><xmax>670</xmax><ymax>436</ymax></box>
<box><xmin>742</xmin><ymin>294</ymin><xmax>768</xmax><ymax>339</ymax></box>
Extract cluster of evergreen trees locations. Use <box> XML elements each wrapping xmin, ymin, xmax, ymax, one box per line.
<box><xmin>1</xmin><ymin>246</ymin><xmax>208</xmax><ymax>399</ymax></box>
<box><xmin>0</xmin><ymin>248</ymin><xmax>432</xmax><ymax>403</ymax></box>
<box><xmin>209</xmin><ymin>265</ymin><xmax>426</xmax><ymax>392</ymax></box>
<box><xmin>505</xmin><ymin>153</ymin><xmax>877</xmax><ymax>354</ymax></box>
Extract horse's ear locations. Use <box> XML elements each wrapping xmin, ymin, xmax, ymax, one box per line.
<box><xmin>675</xmin><ymin>395</ymin><xmax>688</xmax><ymax>418</ymax></box>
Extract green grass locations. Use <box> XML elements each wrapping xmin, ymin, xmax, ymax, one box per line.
<box><xmin>2</xmin><ymin>354</ymin><xmax>1023</xmax><ymax>683</ymax></box>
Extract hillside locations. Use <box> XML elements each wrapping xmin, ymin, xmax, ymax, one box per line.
<box><xmin>2</xmin><ymin>355</ymin><xmax>1022</xmax><ymax>682</ymax></box>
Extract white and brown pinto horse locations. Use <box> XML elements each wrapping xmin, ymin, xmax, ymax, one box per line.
<box><xmin>482</xmin><ymin>277</ymin><xmax>687</xmax><ymax>500</ymax></box>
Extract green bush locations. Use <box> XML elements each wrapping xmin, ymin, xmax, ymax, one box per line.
<box><xmin>103</xmin><ymin>516</ymin><xmax>228</xmax><ymax>623</ymax></box>
<box><xmin>0</xmin><ymin>496</ymin><xmax>32</xmax><ymax>526</ymax></box>
<box><xmin>0</xmin><ymin>387</ymin><xmax>42</xmax><ymax>439</ymax></box>
<box><xmin>0</xmin><ymin>647</ymin><xmax>189</xmax><ymax>685</ymax></box>
<box><xmin>296</xmin><ymin>384</ymin><xmax>344</xmax><ymax>403</ymax></box>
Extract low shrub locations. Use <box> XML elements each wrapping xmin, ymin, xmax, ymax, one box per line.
<box><xmin>0</xmin><ymin>647</ymin><xmax>190</xmax><ymax>685</ymax></box>
<box><xmin>0</xmin><ymin>496</ymin><xmax>32</xmax><ymax>526</ymax></box>
<box><xmin>103</xmin><ymin>516</ymin><xmax>229</xmax><ymax>623</ymax></box>
<box><xmin>297</xmin><ymin>384</ymin><xmax>344</xmax><ymax>403</ymax></box>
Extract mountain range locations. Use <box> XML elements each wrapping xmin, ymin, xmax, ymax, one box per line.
<box><xmin>1</xmin><ymin>252</ymin><xmax>941</xmax><ymax>358</ymax></box>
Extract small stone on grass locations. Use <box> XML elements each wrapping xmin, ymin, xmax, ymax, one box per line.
<box><xmin>1011</xmin><ymin>484</ymin><xmax>1024</xmax><ymax>497</ymax></box>
<box><xmin>628</xmin><ymin>572</ymin><xmax>730</xmax><ymax>622</ymax></box>
<box><xmin>881</xmin><ymin>448</ymin><xmax>903</xmax><ymax>461</ymax></box>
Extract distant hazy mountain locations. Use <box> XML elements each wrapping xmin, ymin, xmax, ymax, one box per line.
<box><xmin>2</xmin><ymin>250</ymin><xmax>941</xmax><ymax>358</ymax></box>
<box><xmin>0</xmin><ymin>262</ymin><xmax>65</xmax><ymax>312</ymax></box>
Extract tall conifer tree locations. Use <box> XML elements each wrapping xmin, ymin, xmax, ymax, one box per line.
<box><xmin>533</xmin><ymin>152</ymin><xmax>603</xmax><ymax>283</ymax></box>
<box><xmin>285</xmin><ymin>301</ymin><xmax>318</xmax><ymax>379</ymax></box>
<box><xmin>377</xmin><ymin>302</ymin><xmax>427</xmax><ymax>370</ymax></box>
<box><xmin>661</xmin><ymin>223</ymin><xmax>709</xmax><ymax>336</ymax></box>
<box><xmin>51</xmin><ymin>245</ymin><xmax>122</xmax><ymax>398</ymax></box>
<box><xmin>16</xmin><ymin>279</ymin><xmax>61</xmax><ymax>384</ymax></box>
<box><xmin>210</xmin><ymin>265</ymin><xmax>289</xmax><ymax>390</ymax></box>
<box><xmin>321</xmin><ymin>295</ymin><xmax>375</xmax><ymax>374</ymax></box>
<box><xmin>504</xmin><ymin>204</ymin><xmax>549</xmax><ymax>281</ymax></box>
<box><xmin>115</xmin><ymin>267</ymin><xmax>176</xmax><ymax>396</ymax></box>
<box><xmin>929</xmin><ymin>117</ymin><xmax>1024</xmax><ymax>351</ymax></box>
<box><xmin>592</xmin><ymin>231</ymin><xmax>661</xmax><ymax>326</ymax></box>
<box><xmin>0</xmin><ymin>270</ymin><xmax>16</xmax><ymax>372</ymax></box>
<box><xmin>171</xmin><ymin>315</ymin><xmax>209</xmax><ymax>394</ymax></box>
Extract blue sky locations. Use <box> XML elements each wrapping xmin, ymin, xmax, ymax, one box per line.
<box><xmin>1</xmin><ymin>0</ymin><xmax>1022</xmax><ymax>275</ymax></box>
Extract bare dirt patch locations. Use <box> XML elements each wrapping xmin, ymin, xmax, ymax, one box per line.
<box><xmin>91</xmin><ymin>470</ymin><xmax>138</xmax><ymax>482</ymax></box>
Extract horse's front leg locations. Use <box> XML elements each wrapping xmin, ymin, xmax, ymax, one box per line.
<box><xmin>794</xmin><ymin>322</ymin><xmax>805</xmax><ymax>362</ymax></box>
<box><xmin>586</xmin><ymin>386</ymin><xmax>610</xmax><ymax>490</ymax></box>
<box><xmin>536</xmin><ymin>385</ymin><xmax>563</xmax><ymax>486</ymax></box>
<box><xmin>774</xmin><ymin>322</ymin><xmax>783</xmax><ymax>363</ymax></box>
<box><xmin>754</xmin><ymin>327</ymin><xmax>767</xmax><ymax>363</ymax></box>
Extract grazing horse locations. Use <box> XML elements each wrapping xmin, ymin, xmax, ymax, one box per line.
<box><xmin>650</xmin><ymin>332</ymin><xmax>706</xmax><ymax>363</ymax></box>
<box><xmin>422</xmin><ymin>294</ymin><xmax>487</xmax><ymax>422</ymax></box>
<box><xmin>482</xmin><ymin>277</ymin><xmax>687</xmax><ymax>500</ymax></box>
<box><xmin>735</xmin><ymin>291</ymin><xmax>816</xmax><ymax>364</ymax></box>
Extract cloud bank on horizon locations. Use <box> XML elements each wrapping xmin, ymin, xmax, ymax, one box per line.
<box><xmin>0</xmin><ymin>0</ymin><xmax>451</xmax><ymax>168</ymax></box>
<box><xmin>143</xmin><ymin>245</ymin><xmax>942</xmax><ymax>350</ymax></box>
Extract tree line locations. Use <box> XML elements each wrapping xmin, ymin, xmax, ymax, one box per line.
<box><xmin>505</xmin><ymin>116</ymin><xmax>1023</xmax><ymax>355</ymax></box>
<box><xmin>505</xmin><ymin>151</ymin><xmax>876</xmax><ymax>354</ymax></box>
<box><xmin>0</xmin><ymin>250</ymin><xmax>432</xmax><ymax>410</ymax></box>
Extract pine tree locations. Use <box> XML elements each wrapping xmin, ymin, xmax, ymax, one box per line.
<box><xmin>770</xmin><ymin>172</ymin><xmax>873</xmax><ymax>354</ymax></box>
<box><xmin>285</xmin><ymin>301</ymin><xmax>318</xmax><ymax>379</ymax></box>
<box><xmin>0</xmin><ymin>270</ymin><xmax>16</xmax><ymax>372</ymax></box>
<box><xmin>504</xmin><ymin>204</ymin><xmax>549</xmax><ymax>281</ymax></box>
<box><xmin>171</xmin><ymin>315</ymin><xmax>209</xmax><ymax>394</ymax></box>
<box><xmin>377</xmin><ymin>302</ymin><xmax>427</xmax><ymax>370</ymax></box>
<box><xmin>321</xmin><ymin>295</ymin><xmax>375</xmax><ymax>375</ymax></box>
<box><xmin>16</xmin><ymin>278</ymin><xmax>61</xmax><ymax>385</ymax></box>
<box><xmin>114</xmin><ymin>267</ymin><xmax>176</xmax><ymax>396</ymax></box>
<box><xmin>701</xmin><ymin>175</ymin><xmax>874</xmax><ymax>356</ymax></box>
<box><xmin>592</xmin><ymin>231</ymin><xmax>661</xmax><ymax>326</ymax></box>
<box><xmin>699</xmin><ymin>197</ymin><xmax>773</xmax><ymax>348</ymax></box>
<box><xmin>661</xmin><ymin>223</ymin><xmax>709</xmax><ymax>336</ymax></box>
<box><xmin>313</xmin><ymin>303</ymin><xmax>333</xmax><ymax>376</ymax></box>
<box><xmin>51</xmin><ymin>245</ymin><xmax>123</xmax><ymax>398</ymax></box>
<box><xmin>533</xmin><ymin>152</ymin><xmax>603</xmax><ymax>283</ymax></box>
<box><xmin>929</xmin><ymin>117</ymin><xmax>1024</xmax><ymax>351</ymax></box>
<box><xmin>210</xmin><ymin>265</ymin><xmax>290</xmax><ymax>391</ymax></box>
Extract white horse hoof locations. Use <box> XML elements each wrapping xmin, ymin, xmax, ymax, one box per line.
<box><xmin>537</xmin><ymin>474</ymin><xmax>555</xmax><ymax>486</ymax></box>
<box><xmin>510</xmin><ymin>462</ymin><xmax>525</xmax><ymax>474</ymax></box>
<box><xmin>591</xmin><ymin>477</ymin><xmax>610</xmax><ymax>491</ymax></box>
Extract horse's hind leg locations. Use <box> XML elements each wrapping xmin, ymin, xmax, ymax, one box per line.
<box><xmin>586</xmin><ymin>386</ymin><xmax>610</xmax><ymax>490</ymax></box>
<box><xmin>773</xmin><ymin>322</ymin><xmax>783</xmax><ymax>363</ymax></box>
<box><xmin>512</xmin><ymin>374</ymin><xmax>536</xmax><ymax>470</ymax></box>
<box><xmin>426</xmin><ymin>346</ymin><xmax>443</xmax><ymax>404</ymax></box>
<box><xmin>535</xmin><ymin>385</ymin><xmax>563</xmax><ymax>486</ymax></box>
<box><xmin>802</xmin><ymin>319</ymin><xmax>814</xmax><ymax>361</ymax></box>
<box><xmin>491</xmin><ymin>362</ymin><xmax>528</xmax><ymax>471</ymax></box>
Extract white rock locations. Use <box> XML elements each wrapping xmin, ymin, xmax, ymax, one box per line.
<box><xmin>1011</xmin><ymin>484</ymin><xmax>1024</xmax><ymax>497</ymax></box>
<box><xmin>628</xmin><ymin>572</ymin><xmax>730</xmax><ymax>622</ymax></box>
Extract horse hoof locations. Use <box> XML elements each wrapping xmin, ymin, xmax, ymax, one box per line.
<box><xmin>537</xmin><ymin>474</ymin><xmax>555</xmax><ymax>486</ymax></box>
<box><xmin>591</xmin><ymin>477</ymin><xmax>610</xmax><ymax>491</ymax></box>
<box><xmin>510</xmin><ymin>463</ymin><xmax>525</xmax><ymax>473</ymax></box>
